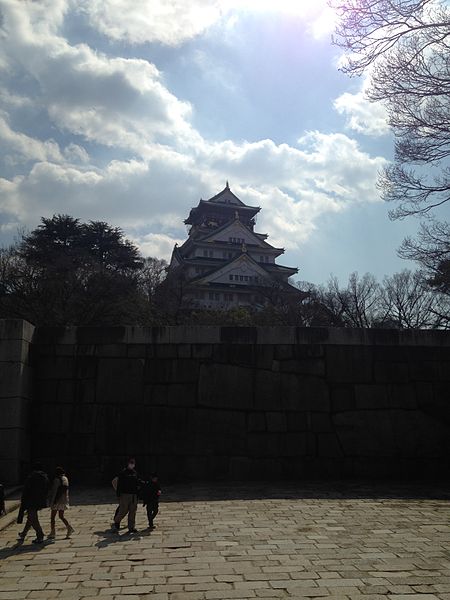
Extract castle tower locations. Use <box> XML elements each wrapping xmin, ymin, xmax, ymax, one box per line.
<box><xmin>167</xmin><ymin>184</ymin><xmax>302</xmax><ymax>309</ymax></box>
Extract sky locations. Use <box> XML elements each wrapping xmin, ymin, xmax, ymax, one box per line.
<box><xmin>0</xmin><ymin>0</ymin><xmax>423</xmax><ymax>285</ymax></box>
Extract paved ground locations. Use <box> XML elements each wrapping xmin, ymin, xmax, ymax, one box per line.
<box><xmin>1</xmin><ymin>482</ymin><xmax>450</xmax><ymax>600</ymax></box>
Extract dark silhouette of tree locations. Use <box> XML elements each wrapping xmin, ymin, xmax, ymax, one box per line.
<box><xmin>331</xmin><ymin>0</ymin><xmax>450</xmax><ymax>217</ymax></box>
<box><xmin>1</xmin><ymin>216</ymin><xmax>144</xmax><ymax>326</ymax></box>
<box><xmin>380</xmin><ymin>269</ymin><xmax>446</xmax><ymax>328</ymax></box>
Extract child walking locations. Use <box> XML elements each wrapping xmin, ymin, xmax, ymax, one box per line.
<box><xmin>48</xmin><ymin>467</ymin><xmax>74</xmax><ymax>539</ymax></box>
<box><xmin>141</xmin><ymin>473</ymin><xmax>161</xmax><ymax>529</ymax></box>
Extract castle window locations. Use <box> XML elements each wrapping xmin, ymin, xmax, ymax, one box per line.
<box><xmin>224</xmin><ymin>293</ymin><xmax>233</xmax><ymax>301</ymax></box>
<box><xmin>203</xmin><ymin>250</ymin><xmax>208</xmax><ymax>257</ymax></box>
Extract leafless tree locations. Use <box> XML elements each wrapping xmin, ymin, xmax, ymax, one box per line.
<box><xmin>331</xmin><ymin>0</ymin><xmax>450</xmax><ymax>218</ymax></box>
<box><xmin>380</xmin><ymin>269</ymin><xmax>448</xmax><ymax>327</ymax></box>
<box><xmin>319</xmin><ymin>272</ymin><xmax>383</xmax><ymax>327</ymax></box>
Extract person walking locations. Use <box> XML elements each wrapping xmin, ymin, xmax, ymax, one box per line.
<box><xmin>141</xmin><ymin>473</ymin><xmax>161</xmax><ymax>529</ymax></box>
<box><xmin>112</xmin><ymin>458</ymin><xmax>140</xmax><ymax>534</ymax></box>
<box><xmin>18</xmin><ymin>461</ymin><xmax>49</xmax><ymax>544</ymax></box>
<box><xmin>48</xmin><ymin>467</ymin><xmax>74</xmax><ymax>539</ymax></box>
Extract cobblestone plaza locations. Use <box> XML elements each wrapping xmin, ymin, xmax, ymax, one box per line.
<box><xmin>1</xmin><ymin>483</ymin><xmax>449</xmax><ymax>600</ymax></box>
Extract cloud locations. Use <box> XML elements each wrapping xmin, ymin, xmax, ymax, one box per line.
<box><xmin>0</xmin><ymin>0</ymin><xmax>387</xmax><ymax>263</ymax></box>
<box><xmin>334</xmin><ymin>88</ymin><xmax>390</xmax><ymax>137</ymax></box>
<box><xmin>79</xmin><ymin>0</ymin><xmax>224</xmax><ymax>46</ymax></box>
<box><xmin>0</xmin><ymin>115</ymin><xmax>63</xmax><ymax>165</ymax></box>
<box><xmin>133</xmin><ymin>233</ymin><xmax>185</xmax><ymax>261</ymax></box>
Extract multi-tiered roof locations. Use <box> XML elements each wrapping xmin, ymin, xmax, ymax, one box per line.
<box><xmin>168</xmin><ymin>184</ymin><xmax>301</xmax><ymax>309</ymax></box>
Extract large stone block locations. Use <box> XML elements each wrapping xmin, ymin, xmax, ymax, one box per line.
<box><xmin>36</xmin><ymin>379</ymin><xmax>58</xmax><ymax>403</ymax></box>
<box><xmin>0</xmin><ymin>396</ymin><xmax>29</xmax><ymax>428</ymax></box>
<box><xmin>76</xmin><ymin>327</ymin><xmax>127</xmax><ymax>345</ymax></box>
<box><xmin>229</xmin><ymin>456</ymin><xmax>251</xmax><ymax>479</ymax></box>
<box><xmin>0</xmin><ymin>339</ymin><xmax>29</xmax><ymax>363</ymax></box>
<box><xmin>155</xmin><ymin>344</ymin><xmax>178</xmax><ymax>359</ymax></box>
<box><xmin>191</xmin><ymin>344</ymin><xmax>213</xmax><ymax>359</ymax></box>
<box><xmin>420</xmin><ymin>381</ymin><xmax>450</xmax><ymax>424</ymax></box>
<box><xmin>0</xmin><ymin>319</ymin><xmax>34</xmax><ymax>342</ymax></box>
<box><xmin>71</xmin><ymin>405</ymin><xmax>97</xmax><ymax>434</ymax></box>
<box><xmin>294</xmin><ymin>345</ymin><xmax>325</xmax><ymax>358</ymax></box>
<box><xmin>0</xmin><ymin>428</ymin><xmax>25</xmax><ymax>460</ymax></box>
<box><xmin>171</xmin><ymin>359</ymin><xmax>200</xmax><ymax>383</ymax></box>
<box><xmin>255</xmin><ymin>345</ymin><xmax>274</xmax><ymax>369</ymax></box>
<box><xmin>266</xmin><ymin>411</ymin><xmax>287</xmax><ymax>432</ymax></box>
<box><xmin>37</xmin><ymin>402</ymin><xmax>73</xmax><ymax>434</ymax></box>
<box><xmin>198</xmin><ymin>363</ymin><xmax>253</xmax><ymax>409</ymax></box>
<box><xmin>248</xmin><ymin>412</ymin><xmax>266</xmax><ymax>432</ymax></box>
<box><xmin>0</xmin><ymin>459</ymin><xmax>21</xmax><ymax>484</ymax></box>
<box><xmin>279</xmin><ymin>432</ymin><xmax>308</xmax><ymax>456</ymax></box>
<box><xmin>310</xmin><ymin>412</ymin><xmax>333</xmax><ymax>432</ymax></box>
<box><xmin>144</xmin><ymin>358</ymin><xmax>171</xmax><ymax>383</ymax></box>
<box><xmin>354</xmin><ymin>384</ymin><xmax>389</xmax><ymax>409</ymax></box>
<box><xmin>326</xmin><ymin>346</ymin><xmax>373</xmax><ymax>382</ymax></box>
<box><xmin>388</xmin><ymin>384</ymin><xmax>417</xmax><ymax>409</ymax></box>
<box><xmin>274</xmin><ymin>345</ymin><xmax>294</xmax><ymax>360</ymax></box>
<box><xmin>374</xmin><ymin>361</ymin><xmax>409</xmax><ymax>383</ymax></box>
<box><xmin>257</xmin><ymin>326</ymin><xmax>296</xmax><ymax>344</ymax></box>
<box><xmin>330</xmin><ymin>385</ymin><xmax>355</xmax><ymax>412</ymax></box>
<box><xmin>189</xmin><ymin>408</ymin><xmax>247</xmax><ymax>455</ymax></box>
<box><xmin>75</xmin><ymin>380</ymin><xmax>96</xmax><ymax>404</ymax></box>
<box><xmin>35</xmin><ymin>326</ymin><xmax>76</xmax><ymax>345</ymax></box>
<box><xmin>37</xmin><ymin>356</ymin><xmax>76</xmax><ymax>380</ymax></box>
<box><xmin>317</xmin><ymin>433</ymin><xmax>343</xmax><ymax>457</ymax></box>
<box><xmin>227</xmin><ymin>344</ymin><xmax>256</xmax><ymax>367</ymax></box>
<box><xmin>0</xmin><ymin>361</ymin><xmax>24</xmax><ymax>397</ymax></box>
<box><xmin>279</xmin><ymin>358</ymin><xmax>325</xmax><ymax>377</ymax></box>
<box><xmin>286</xmin><ymin>411</ymin><xmax>307</xmax><ymax>431</ymax></box>
<box><xmin>167</xmin><ymin>383</ymin><xmax>197</xmax><ymax>407</ymax></box>
<box><xmin>143</xmin><ymin>384</ymin><xmax>168</xmax><ymax>406</ymax></box>
<box><xmin>390</xmin><ymin>409</ymin><xmax>450</xmax><ymax>458</ymax></box>
<box><xmin>97</xmin><ymin>358</ymin><xmax>144</xmax><ymax>403</ymax></box>
<box><xmin>220</xmin><ymin>326</ymin><xmax>257</xmax><ymax>344</ymax></box>
<box><xmin>96</xmin><ymin>344</ymin><xmax>127</xmax><ymax>358</ymax></box>
<box><xmin>333</xmin><ymin>411</ymin><xmax>397</xmax><ymax>457</ymax></box>
<box><xmin>248</xmin><ymin>433</ymin><xmax>280</xmax><ymax>457</ymax></box>
<box><xmin>94</xmin><ymin>405</ymin><xmax>130</xmax><ymax>455</ymax></box>
<box><xmin>177</xmin><ymin>344</ymin><xmax>192</xmax><ymax>358</ymax></box>
<box><xmin>56</xmin><ymin>380</ymin><xmax>76</xmax><ymax>404</ymax></box>
<box><xmin>254</xmin><ymin>369</ymin><xmax>282</xmax><ymax>410</ymax></box>
<box><xmin>280</xmin><ymin>374</ymin><xmax>330</xmax><ymax>412</ymax></box>
<box><xmin>409</xmin><ymin>360</ymin><xmax>441</xmax><ymax>381</ymax></box>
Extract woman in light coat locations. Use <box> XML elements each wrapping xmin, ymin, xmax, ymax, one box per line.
<box><xmin>48</xmin><ymin>466</ymin><xmax>74</xmax><ymax>539</ymax></box>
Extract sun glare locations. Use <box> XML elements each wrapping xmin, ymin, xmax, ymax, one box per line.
<box><xmin>224</xmin><ymin>0</ymin><xmax>337</xmax><ymax>38</ymax></box>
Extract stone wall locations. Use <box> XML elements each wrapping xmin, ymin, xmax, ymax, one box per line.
<box><xmin>25</xmin><ymin>324</ymin><xmax>450</xmax><ymax>483</ymax></box>
<box><xmin>0</xmin><ymin>320</ymin><xmax>34</xmax><ymax>483</ymax></box>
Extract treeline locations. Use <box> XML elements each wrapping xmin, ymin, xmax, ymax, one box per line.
<box><xmin>0</xmin><ymin>214</ymin><xmax>448</xmax><ymax>328</ymax></box>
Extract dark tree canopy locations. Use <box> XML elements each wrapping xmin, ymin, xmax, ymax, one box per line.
<box><xmin>1</xmin><ymin>215</ymin><xmax>146</xmax><ymax>326</ymax></box>
<box><xmin>20</xmin><ymin>215</ymin><xmax>142</xmax><ymax>273</ymax></box>
<box><xmin>331</xmin><ymin>0</ymin><xmax>450</xmax><ymax>219</ymax></box>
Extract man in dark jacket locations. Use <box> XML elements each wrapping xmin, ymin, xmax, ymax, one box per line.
<box><xmin>112</xmin><ymin>458</ymin><xmax>140</xmax><ymax>533</ymax></box>
<box><xmin>18</xmin><ymin>461</ymin><xmax>49</xmax><ymax>543</ymax></box>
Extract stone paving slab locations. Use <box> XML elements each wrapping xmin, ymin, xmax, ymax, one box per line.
<box><xmin>0</xmin><ymin>483</ymin><xmax>449</xmax><ymax>599</ymax></box>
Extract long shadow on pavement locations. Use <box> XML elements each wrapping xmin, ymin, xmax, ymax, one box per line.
<box><xmin>72</xmin><ymin>480</ymin><xmax>450</xmax><ymax>506</ymax></box>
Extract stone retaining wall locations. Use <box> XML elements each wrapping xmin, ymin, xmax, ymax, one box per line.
<box><xmin>1</xmin><ymin>321</ymin><xmax>449</xmax><ymax>483</ymax></box>
<box><xmin>0</xmin><ymin>320</ymin><xmax>34</xmax><ymax>483</ymax></box>
<box><xmin>26</xmin><ymin>324</ymin><xmax>450</xmax><ymax>483</ymax></box>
